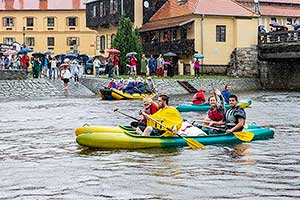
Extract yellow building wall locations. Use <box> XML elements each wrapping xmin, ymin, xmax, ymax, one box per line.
<box><xmin>234</xmin><ymin>18</ymin><xmax>258</xmax><ymax>48</ymax></box>
<box><xmin>261</xmin><ymin>16</ymin><xmax>297</xmax><ymax>31</ymax></box>
<box><xmin>193</xmin><ymin>16</ymin><xmax>258</xmax><ymax>65</ymax></box>
<box><xmin>134</xmin><ymin>0</ymin><xmax>143</xmax><ymax>28</ymax></box>
<box><xmin>202</xmin><ymin>16</ymin><xmax>235</xmax><ymax>65</ymax></box>
<box><xmin>95</xmin><ymin>26</ymin><xmax>118</xmax><ymax>55</ymax></box>
<box><xmin>0</xmin><ymin>10</ymin><xmax>97</xmax><ymax>55</ymax></box>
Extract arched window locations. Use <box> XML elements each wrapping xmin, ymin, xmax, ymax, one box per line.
<box><xmin>100</xmin><ymin>35</ymin><xmax>105</xmax><ymax>50</ymax></box>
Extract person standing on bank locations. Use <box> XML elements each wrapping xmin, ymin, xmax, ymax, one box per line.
<box><xmin>194</xmin><ymin>58</ymin><xmax>200</xmax><ymax>78</ymax></box>
<box><xmin>113</xmin><ymin>54</ymin><xmax>119</xmax><ymax>77</ymax></box>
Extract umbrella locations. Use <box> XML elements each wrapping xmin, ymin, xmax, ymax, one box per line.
<box><xmin>194</xmin><ymin>54</ymin><xmax>204</xmax><ymax>59</ymax></box>
<box><xmin>19</xmin><ymin>47</ymin><xmax>33</xmax><ymax>54</ymax></box>
<box><xmin>78</xmin><ymin>54</ymin><xmax>89</xmax><ymax>62</ymax></box>
<box><xmin>65</xmin><ymin>53</ymin><xmax>78</xmax><ymax>60</ymax></box>
<box><xmin>55</xmin><ymin>54</ymin><xmax>66</xmax><ymax>61</ymax></box>
<box><xmin>43</xmin><ymin>51</ymin><xmax>54</xmax><ymax>55</ymax></box>
<box><xmin>163</xmin><ymin>52</ymin><xmax>177</xmax><ymax>57</ymax></box>
<box><xmin>107</xmin><ymin>49</ymin><xmax>120</xmax><ymax>54</ymax></box>
<box><xmin>32</xmin><ymin>52</ymin><xmax>45</xmax><ymax>57</ymax></box>
<box><xmin>164</xmin><ymin>61</ymin><xmax>171</xmax><ymax>65</ymax></box>
<box><xmin>18</xmin><ymin>49</ymin><xmax>29</xmax><ymax>54</ymax></box>
<box><xmin>291</xmin><ymin>23</ymin><xmax>300</xmax><ymax>31</ymax></box>
<box><xmin>126</xmin><ymin>52</ymin><xmax>137</xmax><ymax>57</ymax></box>
<box><xmin>269</xmin><ymin>22</ymin><xmax>286</xmax><ymax>28</ymax></box>
<box><xmin>4</xmin><ymin>50</ymin><xmax>18</xmax><ymax>55</ymax></box>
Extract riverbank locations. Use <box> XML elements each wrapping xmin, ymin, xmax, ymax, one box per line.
<box><xmin>0</xmin><ymin>75</ymin><xmax>260</xmax><ymax>100</ymax></box>
<box><xmin>81</xmin><ymin>76</ymin><xmax>261</xmax><ymax>95</ymax></box>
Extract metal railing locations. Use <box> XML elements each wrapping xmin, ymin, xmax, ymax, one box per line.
<box><xmin>258</xmin><ymin>30</ymin><xmax>300</xmax><ymax>44</ymax></box>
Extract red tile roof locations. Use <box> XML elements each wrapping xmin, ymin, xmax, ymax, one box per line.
<box><xmin>140</xmin><ymin>15</ymin><xmax>194</xmax><ymax>32</ymax></box>
<box><xmin>0</xmin><ymin>0</ymin><xmax>85</xmax><ymax>10</ymax></box>
<box><xmin>260</xmin><ymin>0</ymin><xmax>300</xmax><ymax>4</ymax></box>
<box><xmin>151</xmin><ymin>0</ymin><xmax>256</xmax><ymax>21</ymax></box>
<box><xmin>260</xmin><ymin>5</ymin><xmax>300</xmax><ymax>17</ymax></box>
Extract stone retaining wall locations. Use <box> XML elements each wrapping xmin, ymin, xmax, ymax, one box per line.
<box><xmin>228</xmin><ymin>46</ymin><xmax>259</xmax><ymax>78</ymax></box>
<box><xmin>81</xmin><ymin>77</ymin><xmax>260</xmax><ymax>95</ymax></box>
<box><xmin>0</xmin><ymin>70</ymin><xmax>27</xmax><ymax>80</ymax></box>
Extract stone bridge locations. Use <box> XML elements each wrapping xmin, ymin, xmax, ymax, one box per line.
<box><xmin>257</xmin><ymin>31</ymin><xmax>300</xmax><ymax>90</ymax></box>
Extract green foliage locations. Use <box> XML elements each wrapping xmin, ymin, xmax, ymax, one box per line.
<box><xmin>111</xmin><ymin>17</ymin><xmax>143</xmax><ymax>74</ymax></box>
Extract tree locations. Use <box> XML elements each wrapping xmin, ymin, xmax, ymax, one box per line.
<box><xmin>111</xmin><ymin>17</ymin><xmax>143</xmax><ymax>75</ymax></box>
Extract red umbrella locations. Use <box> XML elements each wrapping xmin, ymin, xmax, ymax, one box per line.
<box><xmin>106</xmin><ymin>49</ymin><xmax>120</xmax><ymax>54</ymax></box>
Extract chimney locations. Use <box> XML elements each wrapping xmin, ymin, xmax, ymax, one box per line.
<box><xmin>254</xmin><ymin>0</ymin><xmax>260</xmax><ymax>14</ymax></box>
<box><xmin>19</xmin><ymin>0</ymin><xmax>24</xmax><ymax>9</ymax></box>
<box><xmin>72</xmin><ymin>0</ymin><xmax>80</xmax><ymax>9</ymax></box>
<box><xmin>4</xmin><ymin>0</ymin><xmax>15</xmax><ymax>10</ymax></box>
<box><xmin>39</xmin><ymin>0</ymin><xmax>48</xmax><ymax>10</ymax></box>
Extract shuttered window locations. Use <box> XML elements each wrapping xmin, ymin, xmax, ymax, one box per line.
<box><xmin>216</xmin><ymin>25</ymin><xmax>226</xmax><ymax>42</ymax></box>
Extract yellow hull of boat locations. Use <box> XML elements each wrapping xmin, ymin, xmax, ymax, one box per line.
<box><xmin>75</xmin><ymin>126</ymin><xmax>123</xmax><ymax>136</ymax></box>
<box><xmin>111</xmin><ymin>88</ymin><xmax>156</xmax><ymax>100</ymax></box>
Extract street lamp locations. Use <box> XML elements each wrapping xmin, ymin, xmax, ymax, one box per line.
<box><xmin>22</xmin><ymin>26</ymin><xmax>26</xmax><ymax>47</ymax></box>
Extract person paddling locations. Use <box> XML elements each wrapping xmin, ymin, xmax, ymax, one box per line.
<box><xmin>137</xmin><ymin>95</ymin><xmax>182</xmax><ymax>136</ymax></box>
<box><xmin>210</xmin><ymin>94</ymin><xmax>246</xmax><ymax>133</ymax></box>
<box><xmin>192</xmin><ymin>89</ymin><xmax>206</xmax><ymax>105</ymax></box>
<box><xmin>131</xmin><ymin>96</ymin><xmax>158</xmax><ymax>128</ymax></box>
<box><xmin>202</xmin><ymin>88</ymin><xmax>225</xmax><ymax>134</ymax></box>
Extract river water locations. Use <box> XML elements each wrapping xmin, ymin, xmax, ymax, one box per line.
<box><xmin>0</xmin><ymin>91</ymin><xmax>299</xmax><ymax>199</ymax></box>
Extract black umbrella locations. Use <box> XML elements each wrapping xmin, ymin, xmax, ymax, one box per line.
<box><xmin>32</xmin><ymin>52</ymin><xmax>45</xmax><ymax>57</ymax></box>
<box><xmin>164</xmin><ymin>52</ymin><xmax>177</xmax><ymax>57</ymax></box>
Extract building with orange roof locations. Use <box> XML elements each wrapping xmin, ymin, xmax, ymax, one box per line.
<box><xmin>86</xmin><ymin>0</ymin><xmax>259</xmax><ymax>75</ymax></box>
<box><xmin>0</xmin><ymin>0</ymin><xmax>97</xmax><ymax>55</ymax></box>
<box><xmin>140</xmin><ymin>0</ymin><xmax>258</xmax><ymax>75</ymax></box>
<box><xmin>236</xmin><ymin>0</ymin><xmax>300</xmax><ymax>31</ymax></box>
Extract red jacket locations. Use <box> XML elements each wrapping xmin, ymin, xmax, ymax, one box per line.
<box><xmin>130</xmin><ymin>57</ymin><xmax>137</xmax><ymax>66</ymax></box>
<box><xmin>192</xmin><ymin>92</ymin><xmax>206</xmax><ymax>105</ymax></box>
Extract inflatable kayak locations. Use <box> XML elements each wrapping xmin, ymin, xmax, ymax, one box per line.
<box><xmin>74</xmin><ymin>124</ymin><xmax>260</xmax><ymax>136</ymax></box>
<box><xmin>176</xmin><ymin>99</ymin><xmax>252</xmax><ymax>112</ymax></box>
<box><xmin>99</xmin><ymin>88</ymin><xmax>156</xmax><ymax>100</ymax></box>
<box><xmin>76</xmin><ymin>127</ymin><xmax>274</xmax><ymax>149</ymax></box>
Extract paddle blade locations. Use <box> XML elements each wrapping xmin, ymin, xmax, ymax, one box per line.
<box><xmin>184</xmin><ymin>138</ymin><xmax>206</xmax><ymax>149</ymax></box>
<box><xmin>233</xmin><ymin>131</ymin><xmax>254</xmax><ymax>142</ymax></box>
<box><xmin>238</xmin><ymin>102</ymin><xmax>250</xmax><ymax>108</ymax></box>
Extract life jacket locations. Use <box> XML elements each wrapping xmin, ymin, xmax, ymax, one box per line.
<box><xmin>225</xmin><ymin>106</ymin><xmax>246</xmax><ymax>130</ymax></box>
<box><xmin>192</xmin><ymin>92</ymin><xmax>206</xmax><ymax>105</ymax></box>
<box><xmin>208</xmin><ymin>108</ymin><xmax>224</xmax><ymax>121</ymax></box>
<box><xmin>142</xmin><ymin>104</ymin><xmax>158</xmax><ymax>122</ymax></box>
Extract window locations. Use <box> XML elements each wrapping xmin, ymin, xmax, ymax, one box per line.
<box><xmin>26</xmin><ymin>37</ymin><xmax>35</xmax><ymax>46</ymax></box>
<box><xmin>100</xmin><ymin>35</ymin><xmax>105</xmax><ymax>50</ymax></box>
<box><xmin>67</xmin><ymin>37</ymin><xmax>79</xmax><ymax>46</ymax></box>
<box><xmin>3</xmin><ymin>37</ymin><xmax>15</xmax><ymax>45</ymax></box>
<box><xmin>67</xmin><ymin>17</ymin><xmax>77</xmax><ymax>26</ymax></box>
<box><xmin>216</xmin><ymin>25</ymin><xmax>226</xmax><ymax>42</ymax></box>
<box><xmin>93</xmin><ymin>5</ymin><xmax>97</xmax><ymax>17</ymax></box>
<box><xmin>47</xmin><ymin>37</ymin><xmax>55</xmax><ymax>46</ymax></box>
<box><xmin>47</xmin><ymin>17</ymin><xmax>55</xmax><ymax>27</ymax></box>
<box><xmin>26</xmin><ymin>17</ymin><xmax>34</xmax><ymax>26</ymax></box>
<box><xmin>110</xmin><ymin>0</ymin><xmax>118</xmax><ymax>14</ymax></box>
<box><xmin>99</xmin><ymin>2</ymin><xmax>105</xmax><ymax>17</ymax></box>
<box><xmin>3</xmin><ymin>17</ymin><xmax>14</xmax><ymax>27</ymax></box>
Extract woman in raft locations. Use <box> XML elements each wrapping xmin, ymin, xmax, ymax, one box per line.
<box><xmin>130</xmin><ymin>96</ymin><xmax>158</xmax><ymax>128</ymax></box>
<box><xmin>202</xmin><ymin>88</ymin><xmax>225</xmax><ymax>133</ymax></box>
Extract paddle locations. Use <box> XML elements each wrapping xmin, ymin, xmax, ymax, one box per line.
<box><xmin>201</xmin><ymin>124</ymin><xmax>254</xmax><ymax>142</ymax></box>
<box><xmin>114</xmin><ymin>108</ymin><xmax>140</xmax><ymax>121</ymax></box>
<box><xmin>141</xmin><ymin>112</ymin><xmax>205</xmax><ymax>149</ymax></box>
